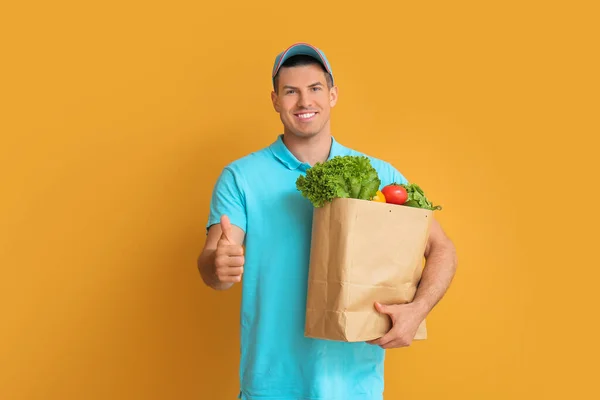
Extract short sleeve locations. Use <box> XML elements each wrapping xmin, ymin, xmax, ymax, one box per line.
<box><xmin>377</xmin><ymin>160</ymin><xmax>409</xmax><ymax>188</ymax></box>
<box><xmin>206</xmin><ymin>166</ymin><xmax>247</xmax><ymax>234</ymax></box>
<box><xmin>390</xmin><ymin>165</ymin><xmax>409</xmax><ymax>185</ymax></box>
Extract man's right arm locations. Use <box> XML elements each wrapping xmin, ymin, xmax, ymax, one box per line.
<box><xmin>198</xmin><ymin>216</ymin><xmax>246</xmax><ymax>291</ymax></box>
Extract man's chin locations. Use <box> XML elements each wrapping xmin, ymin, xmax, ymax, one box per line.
<box><xmin>290</xmin><ymin>130</ymin><xmax>320</xmax><ymax>139</ymax></box>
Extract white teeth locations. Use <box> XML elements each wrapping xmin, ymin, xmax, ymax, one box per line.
<box><xmin>298</xmin><ymin>113</ymin><xmax>315</xmax><ymax>119</ymax></box>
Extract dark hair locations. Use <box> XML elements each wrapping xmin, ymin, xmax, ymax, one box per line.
<box><xmin>273</xmin><ymin>55</ymin><xmax>334</xmax><ymax>93</ymax></box>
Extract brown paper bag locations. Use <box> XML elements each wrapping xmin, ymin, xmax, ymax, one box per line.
<box><xmin>304</xmin><ymin>197</ymin><xmax>432</xmax><ymax>342</ymax></box>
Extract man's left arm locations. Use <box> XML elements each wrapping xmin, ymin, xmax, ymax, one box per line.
<box><xmin>412</xmin><ymin>218</ymin><xmax>458</xmax><ymax>314</ymax></box>
<box><xmin>368</xmin><ymin>218</ymin><xmax>458</xmax><ymax>349</ymax></box>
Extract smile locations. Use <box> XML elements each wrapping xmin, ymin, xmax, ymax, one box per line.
<box><xmin>295</xmin><ymin>112</ymin><xmax>317</xmax><ymax>121</ymax></box>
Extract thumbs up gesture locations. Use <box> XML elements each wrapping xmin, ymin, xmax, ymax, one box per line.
<box><xmin>214</xmin><ymin>215</ymin><xmax>245</xmax><ymax>284</ymax></box>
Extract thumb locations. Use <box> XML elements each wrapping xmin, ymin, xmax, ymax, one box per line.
<box><xmin>220</xmin><ymin>215</ymin><xmax>233</xmax><ymax>243</ymax></box>
<box><xmin>374</xmin><ymin>302</ymin><xmax>393</xmax><ymax>315</ymax></box>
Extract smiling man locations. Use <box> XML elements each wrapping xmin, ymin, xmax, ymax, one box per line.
<box><xmin>269</xmin><ymin>47</ymin><xmax>338</xmax><ymax>166</ymax></box>
<box><xmin>198</xmin><ymin>43</ymin><xmax>457</xmax><ymax>400</ymax></box>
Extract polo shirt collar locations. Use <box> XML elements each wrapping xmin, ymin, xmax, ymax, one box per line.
<box><xmin>269</xmin><ymin>134</ymin><xmax>346</xmax><ymax>171</ymax></box>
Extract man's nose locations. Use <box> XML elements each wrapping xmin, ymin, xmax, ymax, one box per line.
<box><xmin>297</xmin><ymin>91</ymin><xmax>313</xmax><ymax>108</ymax></box>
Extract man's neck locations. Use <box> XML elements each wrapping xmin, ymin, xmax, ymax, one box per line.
<box><xmin>282</xmin><ymin>131</ymin><xmax>332</xmax><ymax>166</ymax></box>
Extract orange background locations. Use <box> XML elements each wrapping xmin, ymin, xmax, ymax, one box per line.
<box><xmin>1</xmin><ymin>1</ymin><xmax>598</xmax><ymax>399</ymax></box>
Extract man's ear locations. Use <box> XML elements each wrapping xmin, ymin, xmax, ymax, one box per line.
<box><xmin>329</xmin><ymin>86</ymin><xmax>339</xmax><ymax>108</ymax></box>
<box><xmin>271</xmin><ymin>90</ymin><xmax>280</xmax><ymax>113</ymax></box>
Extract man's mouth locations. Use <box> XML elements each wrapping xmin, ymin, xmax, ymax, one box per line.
<box><xmin>294</xmin><ymin>112</ymin><xmax>317</xmax><ymax>121</ymax></box>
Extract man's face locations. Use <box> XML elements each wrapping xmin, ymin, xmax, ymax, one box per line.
<box><xmin>271</xmin><ymin>64</ymin><xmax>338</xmax><ymax>139</ymax></box>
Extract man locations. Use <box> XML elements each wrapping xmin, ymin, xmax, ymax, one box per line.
<box><xmin>198</xmin><ymin>42</ymin><xmax>457</xmax><ymax>400</ymax></box>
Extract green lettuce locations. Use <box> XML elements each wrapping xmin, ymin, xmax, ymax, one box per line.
<box><xmin>398</xmin><ymin>183</ymin><xmax>443</xmax><ymax>211</ymax></box>
<box><xmin>296</xmin><ymin>155</ymin><xmax>381</xmax><ymax>208</ymax></box>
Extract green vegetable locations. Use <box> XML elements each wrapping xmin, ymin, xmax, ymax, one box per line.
<box><xmin>296</xmin><ymin>155</ymin><xmax>381</xmax><ymax>207</ymax></box>
<box><xmin>394</xmin><ymin>183</ymin><xmax>442</xmax><ymax>211</ymax></box>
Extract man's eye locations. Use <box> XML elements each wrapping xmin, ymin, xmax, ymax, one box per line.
<box><xmin>312</xmin><ymin>87</ymin><xmax>321</xmax><ymax>91</ymax></box>
<box><xmin>286</xmin><ymin>90</ymin><xmax>295</xmax><ymax>94</ymax></box>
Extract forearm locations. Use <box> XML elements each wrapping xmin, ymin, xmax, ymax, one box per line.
<box><xmin>197</xmin><ymin>250</ymin><xmax>233</xmax><ymax>291</ymax></box>
<box><xmin>412</xmin><ymin>241</ymin><xmax>457</xmax><ymax>314</ymax></box>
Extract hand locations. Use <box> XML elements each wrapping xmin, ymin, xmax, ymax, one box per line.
<box><xmin>214</xmin><ymin>215</ymin><xmax>245</xmax><ymax>284</ymax></box>
<box><xmin>367</xmin><ymin>302</ymin><xmax>427</xmax><ymax>349</ymax></box>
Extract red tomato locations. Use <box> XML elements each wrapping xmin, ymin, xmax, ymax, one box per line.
<box><xmin>381</xmin><ymin>184</ymin><xmax>408</xmax><ymax>205</ymax></box>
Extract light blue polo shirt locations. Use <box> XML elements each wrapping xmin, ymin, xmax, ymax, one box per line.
<box><xmin>207</xmin><ymin>134</ymin><xmax>408</xmax><ymax>400</ymax></box>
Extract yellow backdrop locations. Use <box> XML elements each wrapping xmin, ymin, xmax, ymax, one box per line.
<box><xmin>2</xmin><ymin>1</ymin><xmax>598</xmax><ymax>399</ymax></box>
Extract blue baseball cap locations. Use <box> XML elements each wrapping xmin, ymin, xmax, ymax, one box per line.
<box><xmin>272</xmin><ymin>42</ymin><xmax>334</xmax><ymax>86</ymax></box>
